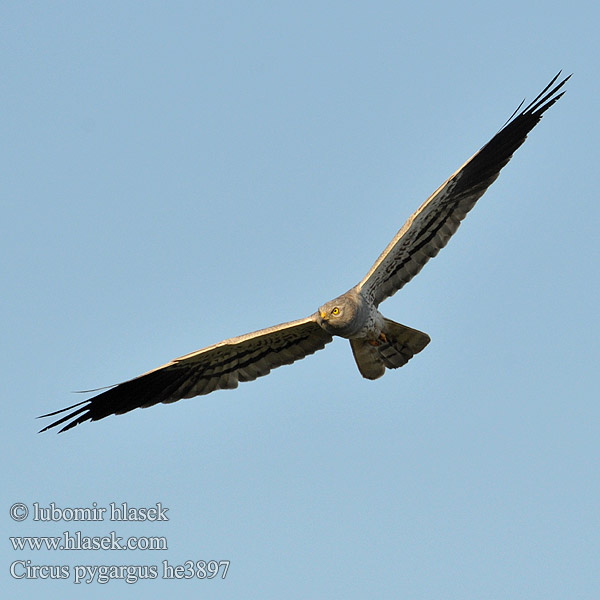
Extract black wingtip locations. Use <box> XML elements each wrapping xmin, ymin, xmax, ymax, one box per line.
<box><xmin>500</xmin><ymin>71</ymin><xmax>571</xmax><ymax>130</ymax></box>
<box><xmin>523</xmin><ymin>71</ymin><xmax>572</xmax><ymax>117</ymax></box>
<box><xmin>37</xmin><ymin>400</ymin><xmax>92</xmax><ymax>433</ymax></box>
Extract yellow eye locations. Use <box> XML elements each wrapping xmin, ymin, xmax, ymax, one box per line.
<box><xmin>331</xmin><ymin>307</ymin><xmax>340</xmax><ymax>316</ymax></box>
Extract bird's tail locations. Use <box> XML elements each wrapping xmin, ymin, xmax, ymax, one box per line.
<box><xmin>350</xmin><ymin>319</ymin><xmax>430</xmax><ymax>380</ymax></box>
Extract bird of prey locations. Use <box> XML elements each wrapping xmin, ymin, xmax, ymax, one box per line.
<box><xmin>40</xmin><ymin>73</ymin><xmax>570</xmax><ymax>433</ymax></box>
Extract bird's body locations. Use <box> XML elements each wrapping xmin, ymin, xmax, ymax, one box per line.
<box><xmin>40</xmin><ymin>73</ymin><xmax>570</xmax><ymax>433</ymax></box>
<box><xmin>318</xmin><ymin>288</ymin><xmax>431</xmax><ymax>379</ymax></box>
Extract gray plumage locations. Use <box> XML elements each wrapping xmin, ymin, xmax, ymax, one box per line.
<box><xmin>40</xmin><ymin>73</ymin><xmax>569</xmax><ymax>432</ymax></box>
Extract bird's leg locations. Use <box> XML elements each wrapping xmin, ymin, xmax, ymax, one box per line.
<box><xmin>367</xmin><ymin>332</ymin><xmax>388</xmax><ymax>347</ymax></box>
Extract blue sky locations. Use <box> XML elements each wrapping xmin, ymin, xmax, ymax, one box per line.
<box><xmin>2</xmin><ymin>2</ymin><xmax>598</xmax><ymax>598</ymax></box>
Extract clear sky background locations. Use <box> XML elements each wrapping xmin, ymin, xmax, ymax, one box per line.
<box><xmin>2</xmin><ymin>2</ymin><xmax>598</xmax><ymax>598</ymax></box>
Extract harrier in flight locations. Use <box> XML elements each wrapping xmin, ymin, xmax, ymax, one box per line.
<box><xmin>40</xmin><ymin>73</ymin><xmax>570</xmax><ymax>432</ymax></box>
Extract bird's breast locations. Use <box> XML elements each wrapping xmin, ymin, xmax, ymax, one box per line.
<box><xmin>351</xmin><ymin>308</ymin><xmax>385</xmax><ymax>341</ymax></box>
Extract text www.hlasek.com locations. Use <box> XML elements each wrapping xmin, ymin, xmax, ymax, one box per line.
<box><xmin>10</xmin><ymin>531</ymin><xmax>167</xmax><ymax>551</ymax></box>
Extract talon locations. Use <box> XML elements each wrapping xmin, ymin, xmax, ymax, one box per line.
<box><xmin>368</xmin><ymin>339</ymin><xmax>380</xmax><ymax>347</ymax></box>
<box><xmin>379</xmin><ymin>333</ymin><xmax>388</xmax><ymax>343</ymax></box>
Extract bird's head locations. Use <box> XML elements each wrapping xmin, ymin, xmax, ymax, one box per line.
<box><xmin>317</xmin><ymin>292</ymin><xmax>363</xmax><ymax>337</ymax></box>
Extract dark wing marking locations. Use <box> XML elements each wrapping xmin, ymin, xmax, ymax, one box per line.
<box><xmin>357</xmin><ymin>72</ymin><xmax>570</xmax><ymax>307</ymax></box>
<box><xmin>39</xmin><ymin>315</ymin><xmax>332</xmax><ymax>433</ymax></box>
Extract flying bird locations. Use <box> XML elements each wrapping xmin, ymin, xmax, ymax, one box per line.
<box><xmin>40</xmin><ymin>73</ymin><xmax>570</xmax><ymax>433</ymax></box>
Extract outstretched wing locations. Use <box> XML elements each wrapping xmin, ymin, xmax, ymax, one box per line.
<box><xmin>39</xmin><ymin>315</ymin><xmax>332</xmax><ymax>433</ymax></box>
<box><xmin>357</xmin><ymin>73</ymin><xmax>570</xmax><ymax>307</ymax></box>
